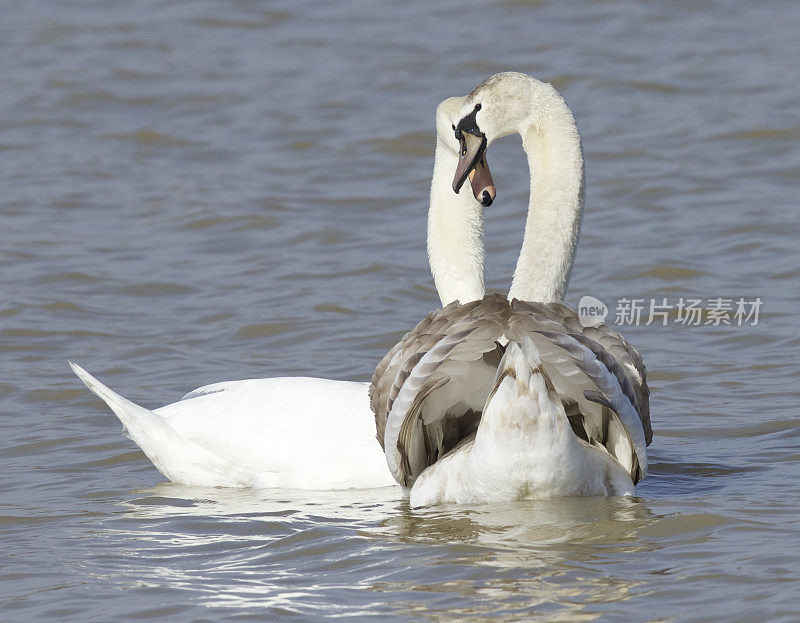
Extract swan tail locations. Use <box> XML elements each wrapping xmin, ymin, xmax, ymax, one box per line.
<box><xmin>69</xmin><ymin>362</ymin><xmax>202</xmax><ymax>481</ymax></box>
<box><xmin>69</xmin><ymin>362</ymin><xmax>250</xmax><ymax>486</ymax></box>
<box><xmin>489</xmin><ymin>336</ymin><xmax>555</xmax><ymax>398</ymax></box>
<box><xmin>482</xmin><ymin>337</ymin><xmax>564</xmax><ymax>431</ymax></box>
<box><xmin>69</xmin><ymin>362</ymin><xmax>168</xmax><ymax>439</ymax></box>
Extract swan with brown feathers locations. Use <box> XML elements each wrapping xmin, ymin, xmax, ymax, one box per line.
<box><xmin>371</xmin><ymin>72</ymin><xmax>651</xmax><ymax>507</ymax></box>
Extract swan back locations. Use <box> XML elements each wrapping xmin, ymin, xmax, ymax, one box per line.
<box><xmin>370</xmin><ymin>296</ymin><xmax>650</xmax><ymax>490</ymax></box>
<box><xmin>408</xmin><ymin>337</ymin><xmax>637</xmax><ymax>507</ymax></box>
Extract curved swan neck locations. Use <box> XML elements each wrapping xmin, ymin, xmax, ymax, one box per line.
<box><xmin>507</xmin><ymin>84</ymin><xmax>584</xmax><ymax>303</ymax></box>
<box><xmin>427</xmin><ymin>137</ymin><xmax>485</xmax><ymax>306</ymax></box>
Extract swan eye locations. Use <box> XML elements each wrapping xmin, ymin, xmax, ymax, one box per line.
<box><xmin>452</xmin><ymin>124</ymin><xmax>456</xmax><ymax>130</ymax></box>
<box><xmin>475</xmin><ymin>103</ymin><xmax>481</xmax><ymax>111</ymax></box>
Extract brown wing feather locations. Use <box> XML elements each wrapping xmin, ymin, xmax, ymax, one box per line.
<box><xmin>371</xmin><ymin>294</ymin><xmax>509</xmax><ymax>485</ymax></box>
<box><xmin>511</xmin><ymin>299</ymin><xmax>652</xmax><ymax>446</ymax></box>
<box><xmin>370</xmin><ymin>294</ymin><xmax>508</xmax><ymax>451</ymax></box>
<box><xmin>371</xmin><ymin>295</ymin><xmax>651</xmax><ymax>488</ymax></box>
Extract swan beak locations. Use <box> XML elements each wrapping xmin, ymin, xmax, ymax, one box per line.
<box><xmin>469</xmin><ymin>154</ymin><xmax>496</xmax><ymax>207</ymax></box>
<box><xmin>452</xmin><ymin>132</ymin><xmax>496</xmax><ymax>207</ymax></box>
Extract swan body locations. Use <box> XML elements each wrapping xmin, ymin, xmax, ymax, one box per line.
<box><xmin>371</xmin><ymin>73</ymin><xmax>651</xmax><ymax>507</ymax></box>
<box><xmin>71</xmin><ymin>97</ymin><xmax>483</xmax><ymax>490</ymax></box>
<box><xmin>71</xmin><ymin>364</ymin><xmax>395</xmax><ymax>488</ymax></box>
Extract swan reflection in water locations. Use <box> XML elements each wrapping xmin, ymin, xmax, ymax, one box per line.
<box><xmin>90</xmin><ymin>485</ymin><xmax>661</xmax><ymax>619</ymax></box>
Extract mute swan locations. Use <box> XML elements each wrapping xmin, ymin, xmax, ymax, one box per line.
<box><xmin>70</xmin><ymin>95</ymin><xmax>491</xmax><ymax>490</ymax></box>
<box><xmin>370</xmin><ymin>72</ymin><xmax>652</xmax><ymax>507</ymax></box>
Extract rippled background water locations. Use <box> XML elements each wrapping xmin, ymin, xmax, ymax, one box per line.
<box><xmin>2</xmin><ymin>1</ymin><xmax>799</xmax><ymax>620</ymax></box>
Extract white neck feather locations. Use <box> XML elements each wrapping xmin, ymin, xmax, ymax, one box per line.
<box><xmin>425</xmin><ymin>79</ymin><xmax>583</xmax><ymax>307</ymax></box>
<box><xmin>427</xmin><ymin>138</ymin><xmax>485</xmax><ymax>306</ymax></box>
<box><xmin>508</xmin><ymin>86</ymin><xmax>584</xmax><ymax>303</ymax></box>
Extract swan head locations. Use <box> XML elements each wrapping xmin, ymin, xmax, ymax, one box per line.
<box><xmin>452</xmin><ymin>72</ymin><xmax>545</xmax><ymax>201</ymax></box>
<box><xmin>438</xmin><ymin>97</ymin><xmax>496</xmax><ymax>208</ymax></box>
<box><xmin>435</xmin><ymin>96</ymin><xmax>467</xmax><ymax>156</ymax></box>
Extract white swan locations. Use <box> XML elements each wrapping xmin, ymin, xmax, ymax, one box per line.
<box><xmin>370</xmin><ymin>72</ymin><xmax>652</xmax><ymax>507</ymax></box>
<box><xmin>70</xmin><ymin>95</ymin><xmax>491</xmax><ymax>490</ymax></box>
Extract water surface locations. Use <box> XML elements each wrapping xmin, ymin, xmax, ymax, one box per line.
<box><xmin>2</xmin><ymin>1</ymin><xmax>799</xmax><ymax>620</ymax></box>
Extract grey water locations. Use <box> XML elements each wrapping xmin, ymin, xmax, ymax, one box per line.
<box><xmin>2</xmin><ymin>1</ymin><xmax>799</xmax><ymax>620</ymax></box>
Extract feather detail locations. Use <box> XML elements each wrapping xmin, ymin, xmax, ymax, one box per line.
<box><xmin>371</xmin><ymin>295</ymin><xmax>650</xmax><ymax>492</ymax></box>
